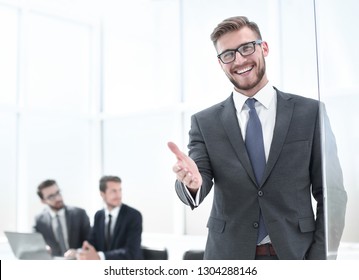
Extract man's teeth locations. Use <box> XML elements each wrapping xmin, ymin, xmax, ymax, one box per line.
<box><xmin>236</xmin><ymin>66</ymin><xmax>253</xmax><ymax>74</ymax></box>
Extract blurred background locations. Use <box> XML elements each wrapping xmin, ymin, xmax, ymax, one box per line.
<box><xmin>0</xmin><ymin>0</ymin><xmax>358</xmax><ymax>259</ymax></box>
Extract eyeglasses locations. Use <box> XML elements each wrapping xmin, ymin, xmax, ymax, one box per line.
<box><xmin>45</xmin><ymin>190</ymin><xmax>61</xmax><ymax>201</ymax></box>
<box><xmin>217</xmin><ymin>40</ymin><xmax>263</xmax><ymax>64</ymax></box>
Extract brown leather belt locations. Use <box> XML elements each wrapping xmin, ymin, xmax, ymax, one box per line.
<box><xmin>256</xmin><ymin>244</ymin><xmax>276</xmax><ymax>256</ymax></box>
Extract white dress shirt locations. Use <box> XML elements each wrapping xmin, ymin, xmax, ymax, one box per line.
<box><xmin>104</xmin><ymin>206</ymin><xmax>121</xmax><ymax>237</ymax></box>
<box><xmin>232</xmin><ymin>82</ymin><xmax>277</xmax><ymax>161</ymax></box>
<box><xmin>97</xmin><ymin>205</ymin><xmax>121</xmax><ymax>260</ymax></box>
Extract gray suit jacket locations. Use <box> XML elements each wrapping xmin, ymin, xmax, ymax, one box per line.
<box><xmin>175</xmin><ymin>88</ymin><xmax>346</xmax><ymax>260</ymax></box>
<box><xmin>34</xmin><ymin>206</ymin><xmax>91</xmax><ymax>256</ymax></box>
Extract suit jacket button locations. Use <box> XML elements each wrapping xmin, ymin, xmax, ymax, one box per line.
<box><xmin>253</xmin><ymin>222</ymin><xmax>259</xmax><ymax>228</ymax></box>
<box><xmin>258</xmin><ymin>190</ymin><xmax>263</xmax><ymax>197</ymax></box>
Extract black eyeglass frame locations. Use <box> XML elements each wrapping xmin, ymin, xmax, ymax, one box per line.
<box><xmin>45</xmin><ymin>190</ymin><xmax>62</xmax><ymax>201</ymax></box>
<box><xmin>217</xmin><ymin>39</ymin><xmax>263</xmax><ymax>64</ymax></box>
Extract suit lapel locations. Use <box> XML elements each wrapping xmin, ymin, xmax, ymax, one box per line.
<box><xmin>44</xmin><ymin>211</ymin><xmax>57</xmax><ymax>241</ymax></box>
<box><xmin>219</xmin><ymin>95</ymin><xmax>257</xmax><ymax>184</ymax></box>
<box><xmin>219</xmin><ymin>90</ymin><xmax>294</xmax><ymax>188</ymax></box>
<box><xmin>261</xmin><ymin>90</ymin><xmax>294</xmax><ymax>186</ymax></box>
<box><xmin>110</xmin><ymin>204</ymin><xmax>126</xmax><ymax>249</ymax></box>
<box><xmin>98</xmin><ymin>210</ymin><xmax>106</xmax><ymax>250</ymax></box>
<box><xmin>64</xmin><ymin>207</ymin><xmax>71</xmax><ymax>242</ymax></box>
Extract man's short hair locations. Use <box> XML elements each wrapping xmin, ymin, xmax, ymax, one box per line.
<box><xmin>99</xmin><ymin>175</ymin><xmax>122</xmax><ymax>193</ymax></box>
<box><xmin>37</xmin><ymin>179</ymin><xmax>57</xmax><ymax>199</ymax></box>
<box><xmin>210</xmin><ymin>16</ymin><xmax>262</xmax><ymax>47</ymax></box>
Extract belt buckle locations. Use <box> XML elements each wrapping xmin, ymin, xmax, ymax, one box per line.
<box><xmin>256</xmin><ymin>243</ymin><xmax>275</xmax><ymax>256</ymax></box>
<box><xmin>264</xmin><ymin>243</ymin><xmax>272</xmax><ymax>256</ymax></box>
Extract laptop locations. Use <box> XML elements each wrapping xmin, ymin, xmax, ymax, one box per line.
<box><xmin>4</xmin><ymin>231</ymin><xmax>53</xmax><ymax>260</ymax></box>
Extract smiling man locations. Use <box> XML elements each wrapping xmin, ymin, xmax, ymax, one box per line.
<box><xmin>168</xmin><ymin>16</ymin><xmax>346</xmax><ymax>260</ymax></box>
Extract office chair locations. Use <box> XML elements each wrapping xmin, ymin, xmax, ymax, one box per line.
<box><xmin>141</xmin><ymin>246</ymin><xmax>168</xmax><ymax>260</ymax></box>
<box><xmin>182</xmin><ymin>249</ymin><xmax>204</xmax><ymax>260</ymax></box>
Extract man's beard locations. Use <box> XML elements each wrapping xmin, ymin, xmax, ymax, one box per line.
<box><xmin>50</xmin><ymin>201</ymin><xmax>64</xmax><ymax>211</ymax></box>
<box><xmin>228</xmin><ymin>59</ymin><xmax>266</xmax><ymax>91</ymax></box>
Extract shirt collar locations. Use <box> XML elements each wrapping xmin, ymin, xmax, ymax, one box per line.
<box><xmin>105</xmin><ymin>205</ymin><xmax>121</xmax><ymax>219</ymax></box>
<box><xmin>47</xmin><ymin>207</ymin><xmax>65</xmax><ymax>219</ymax></box>
<box><xmin>232</xmin><ymin>83</ymin><xmax>275</xmax><ymax>111</ymax></box>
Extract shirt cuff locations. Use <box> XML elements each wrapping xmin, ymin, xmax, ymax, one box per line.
<box><xmin>183</xmin><ymin>183</ymin><xmax>201</xmax><ymax>206</ymax></box>
<box><xmin>98</xmin><ymin>251</ymin><xmax>105</xmax><ymax>260</ymax></box>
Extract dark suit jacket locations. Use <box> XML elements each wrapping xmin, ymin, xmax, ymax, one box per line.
<box><xmin>175</xmin><ymin>88</ymin><xmax>347</xmax><ymax>260</ymax></box>
<box><xmin>34</xmin><ymin>206</ymin><xmax>91</xmax><ymax>256</ymax></box>
<box><xmin>88</xmin><ymin>204</ymin><xmax>143</xmax><ymax>260</ymax></box>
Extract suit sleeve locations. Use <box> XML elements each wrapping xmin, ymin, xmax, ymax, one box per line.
<box><xmin>87</xmin><ymin>212</ymin><xmax>100</xmax><ymax>249</ymax></box>
<box><xmin>306</xmin><ymin>103</ymin><xmax>347</xmax><ymax>259</ymax></box>
<box><xmin>79</xmin><ymin>209</ymin><xmax>91</xmax><ymax>244</ymax></box>
<box><xmin>306</xmin><ymin>106</ymin><xmax>326</xmax><ymax>259</ymax></box>
<box><xmin>175</xmin><ymin>114</ymin><xmax>214</xmax><ymax>209</ymax></box>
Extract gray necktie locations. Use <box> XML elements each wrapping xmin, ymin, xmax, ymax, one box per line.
<box><xmin>55</xmin><ymin>214</ymin><xmax>67</xmax><ymax>255</ymax></box>
<box><xmin>245</xmin><ymin>98</ymin><xmax>268</xmax><ymax>243</ymax></box>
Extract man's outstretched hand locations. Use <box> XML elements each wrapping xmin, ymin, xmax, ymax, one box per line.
<box><xmin>167</xmin><ymin>141</ymin><xmax>202</xmax><ymax>191</ymax></box>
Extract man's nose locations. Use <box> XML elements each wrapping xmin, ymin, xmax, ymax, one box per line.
<box><xmin>233</xmin><ymin>51</ymin><xmax>247</xmax><ymax>64</ymax></box>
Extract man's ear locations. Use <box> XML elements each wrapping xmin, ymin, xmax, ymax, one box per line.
<box><xmin>261</xmin><ymin>41</ymin><xmax>269</xmax><ymax>57</ymax></box>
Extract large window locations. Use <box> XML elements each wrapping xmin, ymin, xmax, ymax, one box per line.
<box><xmin>0</xmin><ymin>2</ymin><xmax>99</xmax><ymax>236</ymax></box>
<box><xmin>315</xmin><ymin>0</ymin><xmax>359</xmax><ymax>256</ymax></box>
<box><xmin>0</xmin><ymin>4</ymin><xmax>19</xmax><ymax>237</ymax></box>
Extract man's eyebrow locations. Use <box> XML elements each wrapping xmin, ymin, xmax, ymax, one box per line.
<box><xmin>219</xmin><ymin>41</ymin><xmax>253</xmax><ymax>54</ymax></box>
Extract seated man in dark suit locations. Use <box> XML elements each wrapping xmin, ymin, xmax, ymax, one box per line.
<box><xmin>34</xmin><ymin>179</ymin><xmax>91</xmax><ymax>258</ymax></box>
<box><xmin>77</xmin><ymin>175</ymin><xmax>143</xmax><ymax>260</ymax></box>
